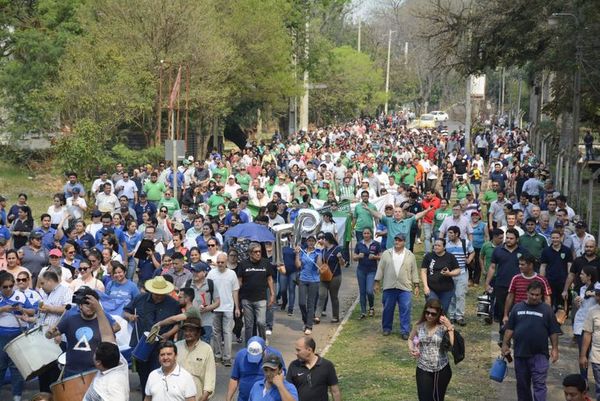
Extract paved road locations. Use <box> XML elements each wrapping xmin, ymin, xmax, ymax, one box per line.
<box><xmin>10</xmin><ymin>262</ymin><xmax>360</xmax><ymax>401</ymax></box>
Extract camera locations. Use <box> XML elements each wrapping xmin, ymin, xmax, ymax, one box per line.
<box><xmin>72</xmin><ymin>287</ymin><xmax>95</xmax><ymax>305</ymax></box>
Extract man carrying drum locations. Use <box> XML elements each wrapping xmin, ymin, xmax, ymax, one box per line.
<box><xmin>45</xmin><ymin>286</ymin><xmax>120</xmax><ymax>378</ymax></box>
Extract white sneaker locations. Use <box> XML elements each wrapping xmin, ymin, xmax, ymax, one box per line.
<box><xmin>304</xmin><ymin>328</ymin><xmax>312</xmax><ymax>335</ymax></box>
<box><xmin>13</xmin><ymin>396</ymin><xmax>22</xmax><ymax>401</ymax></box>
<box><xmin>265</xmin><ymin>330</ymin><xmax>272</xmax><ymax>336</ymax></box>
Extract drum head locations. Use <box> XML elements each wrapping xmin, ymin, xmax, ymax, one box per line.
<box><xmin>57</xmin><ymin>352</ymin><xmax>66</xmax><ymax>366</ymax></box>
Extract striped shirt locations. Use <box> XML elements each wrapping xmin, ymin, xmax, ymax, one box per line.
<box><xmin>445</xmin><ymin>239</ymin><xmax>474</xmax><ymax>270</ymax></box>
<box><xmin>508</xmin><ymin>273</ymin><xmax>551</xmax><ymax>304</ymax></box>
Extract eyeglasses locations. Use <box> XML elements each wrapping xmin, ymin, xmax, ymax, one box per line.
<box><xmin>425</xmin><ymin>311</ymin><xmax>439</xmax><ymax>317</ymax></box>
<box><xmin>317</xmin><ymin>236</ymin><xmax>325</xmax><ymax>240</ymax></box>
<box><xmin>67</xmin><ymin>251</ymin><xmax>75</xmax><ymax>254</ymax></box>
<box><xmin>216</xmin><ymin>261</ymin><xmax>226</xmax><ymax>264</ymax></box>
<box><xmin>2</xmin><ymin>284</ymin><xmax>14</xmax><ymax>289</ymax></box>
<box><xmin>160</xmin><ymin>209</ymin><xmax>168</xmax><ymax>213</ymax></box>
<box><xmin>16</xmin><ymin>278</ymin><xmax>28</xmax><ymax>282</ymax></box>
<box><xmin>207</xmin><ymin>244</ymin><xmax>217</xmax><ymax>247</ymax></box>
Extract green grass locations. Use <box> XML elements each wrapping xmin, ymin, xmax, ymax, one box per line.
<box><xmin>0</xmin><ymin>161</ymin><xmax>62</xmax><ymax>221</ymax></box>
<box><xmin>327</xmin><ymin>249</ymin><xmax>495</xmax><ymax>401</ymax></box>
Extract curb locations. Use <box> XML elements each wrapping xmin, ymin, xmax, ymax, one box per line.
<box><xmin>321</xmin><ymin>295</ymin><xmax>360</xmax><ymax>357</ymax></box>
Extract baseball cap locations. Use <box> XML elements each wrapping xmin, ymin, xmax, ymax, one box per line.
<box><xmin>72</xmin><ymin>187</ymin><xmax>81</xmax><ymax>193</ymax></box>
<box><xmin>394</xmin><ymin>233</ymin><xmax>406</xmax><ymax>241</ymax></box>
<box><xmin>172</xmin><ymin>222</ymin><xmax>185</xmax><ymax>232</ymax></box>
<box><xmin>262</xmin><ymin>353</ymin><xmax>283</xmax><ymax>370</ymax></box>
<box><xmin>246</xmin><ymin>336</ymin><xmax>265</xmax><ymax>363</ymax></box>
<box><xmin>190</xmin><ymin>262</ymin><xmax>210</xmax><ymax>273</ymax></box>
<box><xmin>554</xmin><ymin>221</ymin><xmax>564</xmax><ymax>228</ymax></box>
<box><xmin>49</xmin><ymin>248</ymin><xmax>62</xmax><ymax>258</ymax></box>
<box><xmin>575</xmin><ymin>221</ymin><xmax>587</xmax><ymax>229</ymax></box>
<box><xmin>0</xmin><ymin>195</ymin><xmax>6</xmax><ymax>202</ymax></box>
<box><xmin>29</xmin><ymin>231</ymin><xmax>43</xmax><ymax>239</ymax></box>
<box><xmin>91</xmin><ymin>210</ymin><xmax>102</xmax><ymax>218</ymax></box>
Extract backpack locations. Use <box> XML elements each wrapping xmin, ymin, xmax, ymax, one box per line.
<box><xmin>184</xmin><ymin>278</ymin><xmax>214</xmax><ymax>304</ymax></box>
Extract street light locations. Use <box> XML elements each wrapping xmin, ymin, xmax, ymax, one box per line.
<box><xmin>548</xmin><ymin>10</ymin><xmax>582</xmax><ymax>199</ymax></box>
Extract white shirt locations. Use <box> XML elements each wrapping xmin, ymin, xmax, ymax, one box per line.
<box><xmin>207</xmin><ymin>268</ymin><xmax>239</xmax><ymax>312</ymax></box>
<box><xmin>66</xmin><ymin>196</ymin><xmax>87</xmax><ymax>219</ymax></box>
<box><xmin>83</xmin><ymin>355</ymin><xmax>129</xmax><ymax>401</ymax></box>
<box><xmin>115</xmin><ymin>179</ymin><xmax>138</xmax><ymax>200</ymax></box>
<box><xmin>145</xmin><ymin>364</ymin><xmax>196</xmax><ymax>401</ymax></box>
<box><xmin>392</xmin><ymin>248</ymin><xmax>406</xmax><ymax>277</ymax></box>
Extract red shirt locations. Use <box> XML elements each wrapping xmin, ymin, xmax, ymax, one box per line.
<box><xmin>508</xmin><ymin>273</ymin><xmax>552</xmax><ymax>304</ymax></box>
<box><xmin>421</xmin><ymin>196</ymin><xmax>441</xmax><ymax>224</ymax></box>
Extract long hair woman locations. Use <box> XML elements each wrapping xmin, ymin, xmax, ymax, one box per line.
<box><xmin>408</xmin><ymin>299</ymin><xmax>455</xmax><ymax>401</ymax></box>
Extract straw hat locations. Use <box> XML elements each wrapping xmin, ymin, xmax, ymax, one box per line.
<box><xmin>144</xmin><ymin>276</ymin><xmax>175</xmax><ymax>295</ymax></box>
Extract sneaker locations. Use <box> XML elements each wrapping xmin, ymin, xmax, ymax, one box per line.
<box><xmin>13</xmin><ymin>397</ymin><xmax>22</xmax><ymax>401</ymax></box>
<box><xmin>416</xmin><ymin>238</ymin><xmax>422</xmax><ymax>244</ymax></box>
<box><xmin>331</xmin><ymin>318</ymin><xmax>340</xmax><ymax>323</ymax></box>
<box><xmin>236</xmin><ymin>337</ymin><xmax>243</xmax><ymax>344</ymax></box>
<box><xmin>223</xmin><ymin>359</ymin><xmax>232</xmax><ymax>367</ymax></box>
<box><xmin>313</xmin><ymin>317</ymin><xmax>320</xmax><ymax>324</ymax></box>
<box><xmin>383</xmin><ymin>330</ymin><xmax>391</xmax><ymax>336</ymax></box>
<box><xmin>304</xmin><ymin>328</ymin><xmax>312</xmax><ymax>335</ymax></box>
<box><xmin>401</xmin><ymin>333</ymin><xmax>409</xmax><ymax>340</ymax></box>
<box><xmin>266</xmin><ymin>329</ymin><xmax>272</xmax><ymax>336</ymax></box>
<box><xmin>321</xmin><ymin>312</ymin><xmax>327</xmax><ymax>317</ymax></box>
<box><xmin>450</xmin><ymin>318</ymin><xmax>457</xmax><ymax>324</ymax></box>
<box><xmin>456</xmin><ymin>318</ymin><xmax>467</xmax><ymax>326</ymax></box>
<box><xmin>287</xmin><ymin>310</ymin><xmax>293</xmax><ymax>316</ymax></box>
<box><xmin>368</xmin><ymin>308</ymin><xmax>374</xmax><ymax>317</ymax></box>
<box><xmin>359</xmin><ymin>314</ymin><xmax>366</xmax><ymax>320</ymax></box>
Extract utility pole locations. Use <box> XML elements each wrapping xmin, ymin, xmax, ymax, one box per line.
<box><xmin>357</xmin><ymin>18</ymin><xmax>361</xmax><ymax>52</ymax></box>
<box><xmin>384</xmin><ymin>30</ymin><xmax>395</xmax><ymax>115</ymax></box>
<box><xmin>500</xmin><ymin>67</ymin><xmax>505</xmax><ymax>117</ymax></box>
<box><xmin>465</xmin><ymin>76</ymin><xmax>472</xmax><ymax>153</ymax></box>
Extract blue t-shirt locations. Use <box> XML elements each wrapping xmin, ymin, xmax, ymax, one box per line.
<box><xmin>471</xmin><ymin>221</ymin><xmax>486</xmax><ymax>249</ymax></box>
<box><xmin>231</xmin><ymin>347</ymin><xmax>286</xmax><ymax>401</ymax></box>
<box><xmin>248</xmin><ymin>379</ymin><xmax>298</xmax><ymax>401</ymax></box>
<box><xmin>123</xmin><ymin>231</ymin><xmax>142</xmax><ymax>257</ymax></box>
<box><xmin>491</xmin><ymin>245</ymin><xmax>529</xmax><ymax>288</ymax></box>
<box><xmin>106</xmin><ymin>280</ymin><xmax>140</xmax><ymax>305</ymax></box>
<box><xmin>540</xmin><ymin>245</ymin><xmax>573</xmax><ymax>284</ymax></box>
<box><xmin>298</xmin><ymin>249</ymin><xmax>320</xmax><ymax>283</ymax></box>
<box><xmin>0</xmin><ymin>226</ymin><xmax>10</xmax><ymax>241</ymax></box>
<box><xmin>33</xmin><ymin>227</ymin><xmax>57</xmax><ymax>250</ymax></box>
<box><xmin>282</xmin><ymin>247</ymin><xmax>296</xmax><ymax>275</ymax></box>
<box><xmin>354</xmin><ymin>240</ymin><xmax>381</xmax><ymax>272</ymax></box>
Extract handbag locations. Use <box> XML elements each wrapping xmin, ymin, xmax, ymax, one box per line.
<box><xmin>441</xmin><ymin>329</ymin><xmax>465</xmax><ymax>364</ymax></box>
<box><xmin>319</xmin><ymin>246</ymin><xmax>340</xmax><ymax>282</ymax></box>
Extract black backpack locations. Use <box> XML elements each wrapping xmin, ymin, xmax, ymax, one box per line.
<box><xmin>184</xmin><ymin>278</ymin><xmax>214</xmax><ymax>303</ymax></box>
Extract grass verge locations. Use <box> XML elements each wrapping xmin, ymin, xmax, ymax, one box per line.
<box><xmin>326</xmin><ymin>255</ymin><xmax>494</xmax><ymax>401</ymax></box>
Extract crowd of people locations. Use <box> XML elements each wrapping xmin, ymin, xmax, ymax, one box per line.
<box><xmin>0</xmin><ymin>114</ymin><xmax>597</xmax><ymax>401</ymax></box>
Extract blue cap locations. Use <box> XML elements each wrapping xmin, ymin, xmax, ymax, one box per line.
<box><xmin>190</xmin><ymin>262</ymin><xmax>210</xmax><ymax>273</ymax></box>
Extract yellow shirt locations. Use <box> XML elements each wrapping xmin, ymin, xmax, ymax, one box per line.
<box><xmin>176</xmin><ymin>339</ymin><xmax>216</xmax><ymax>399</ymax></box>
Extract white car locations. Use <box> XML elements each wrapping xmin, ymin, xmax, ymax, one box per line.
<box><xmin>431</xmin><ymin>111</ymin><xmax>449</xmax><ymax>122</ymax></box>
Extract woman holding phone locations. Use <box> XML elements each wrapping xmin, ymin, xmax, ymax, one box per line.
<box><xmin>420</xmin><ymin>239</ymin><xmax>461</xmax><ymax>314</ymax></box>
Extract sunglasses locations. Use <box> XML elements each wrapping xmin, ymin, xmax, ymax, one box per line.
<box><xmin>207</xmin><ymin>244</ymin><xmax>217</xmax><ymax>247</ymax></box>
<box><xmin>160</xmin><ymin>209</ymin><xmax>168</xmax><ymax>213</ymax></box>
<box><xmin>16</xmin><ymin>278</ymin><xmax>28</xmax><ymax>282</ymax></box>
<box><xmin>425</xmin><ymin>311</ymin><xmax>439</xmax><ymax>317</ymax></box>
<box><xmin>78</xmin><ymin>267</ymin><xmax>89</xmax><ymax>272</ymax></box>
<box><xmin>317</xmin><ymin>236</ymin><xmax>325</xmax><ymax>240</ymax></box>
<box><xmin>2</xmin><ymin>284</ymin><xmax>14</xmax><ymax>289</ymax></box>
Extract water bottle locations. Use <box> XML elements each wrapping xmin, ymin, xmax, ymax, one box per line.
<box><xmin>412</xmin><ymin>335</ymin><xmax>420</xmax><ymax>357</ymax></box>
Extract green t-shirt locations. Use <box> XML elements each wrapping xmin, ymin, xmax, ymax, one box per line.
<box><xmin>381</xmin><ymin>215</ymin><xmax>416</xmax><ymax>249</ymax></box>
<box><xmin>236</xmin><ymin>173</ymin><xmax>252</xmax><ymax>191</ymax></box>
<box><xmin>143</xmin><ymin>181</ymin><xmax>167</xmax><ymax>202</ymax></box>
<box><xmin>317</xmin><ymin>188</ymin><xmax>329</xmax><ymax>201</ymax></box>
<box><xmin>401</xmin><ymin>167</ymin><xmax>417</xmax><ymax>185</ymax></box>
<box><xmin>455</xmin><ymin>183</ymin><xmax>472</xmax><ymax>200</ymax></box>
<box><xmin>158</xmin><ymin>197</ymin><xmax>180</xmax><ymax>216</ymax></box>
<box><xmin>482</xmin><ymin>190</ymin><xmax>498</xmax><ymax>215</ymax></box>
<box><xmin>480</xmin><ymin>241</ymin><xmax>497</xmax><ymax>275</ymax></box>
<box><xmin>207</xmin><ymin>194</ymin><xmax>226</xmax><ymax>216</ymax></box>
<box><xmin>518</xmin><ymin>233</ymin><xmax>547</xmax><ymax>260</ymax></box>
<box><xmin>433</xmin><ymin>208</ymin><xmax>453</xmax><ymax>232</ymax></box>
<box><xmin>212</xmin><ymin>167</ymin><xmax>228</xmax><ymax>184</ymax></box>
<box><xmin>353</xmin><ymin>202</ymin><xmax>376</xmax><ymax>231</ymax></box>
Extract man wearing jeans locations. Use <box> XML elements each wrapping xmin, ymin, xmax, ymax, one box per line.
<box><xmin>208</xmin><ymin>253</ymin><xmax>240</xmax><ymax>367</ymax></box>
<box><xmin>374</xmin><ymin>233</ymin><xmax>419</xmax><ymax>339</ymax></box>
<box><xmin>502</xmin><ymin>281</ymin><xmax>560</xmax><ymax>401</ymax></box>
<box><xmin>580</xmin><ymin>288</ymin><xmax>600</xmax><ymax>400</ymax></box>
<box><xmin>445</xmin><ymin>226</ymin><xmax>474</xmax><ymax>326</ymax></box>
<box><xmin>421</xmin><ymin>190</ymin><xmax>441</xmax><ymax>253</ymax></box>
<box><xmin>237</xmin><ymin>242</ymin><xmax>275</xmax><ymax>342</ymax></box>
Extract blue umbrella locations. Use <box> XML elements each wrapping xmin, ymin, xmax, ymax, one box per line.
<box><xmin>224</xmin><ymin>222</ymin><xmax>275</xmax><ymax>242</ymax></box>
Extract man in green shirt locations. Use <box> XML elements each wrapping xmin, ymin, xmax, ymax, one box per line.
<box><xmin>433</xmin><ymin>199</ymin><xmax>453</xmax><ymax>239</ymax></box>
<box><xmin>481</xmin><ymin>181</ymin><xmax>500</xmax><ymax>216</ymax></box>
<box><xmin>518</xmin><ymin>218</ymin><xmax>548</xmax><ymax>261</ymax></box>
<box><xmin>206</xmin><ymin>186</ymin><xmax>228</xmax><ymax>217</ymax></box>
<box><xmin>479</xmin><ymin>228</ymin><xmax>504</xmax><ymax>281</ymax></box>
<box><xmin>401</xmin><ymin>162</ymin><xmax>417</xmax><ymax>186</ymax></box>
<box><xmin>211</xmin><ymin>160</ymin><xmax>229</xmax><ymax>184</ymax></box>
<box><xmin>353</xmin><ymin>190</ymin><xmax>377</xmax><ymax>242</ymax></box>
<box><xmin>366</xmin><ymin>203</ymin><xmax>431</xmax><ymax>249</ymax></box>
<box><xmin>143</xmin><ymin>172</ymin><xmax>167</xmax><ymax>205</ymax></box>
<box><xmin>455</xmin><ymin>177</ymin><xmax>473</xmax><ymax>200</ymax></box>
<box><xmin>235</xmin><ymin>167</ymin><xmax>252</xmax><ymax>192</ymax></box>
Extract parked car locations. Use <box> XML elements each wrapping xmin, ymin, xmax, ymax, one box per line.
<box><xmin>431</xmin><ymin>110</ymin><xmax>449</xmax><ymax>121</ymax></box>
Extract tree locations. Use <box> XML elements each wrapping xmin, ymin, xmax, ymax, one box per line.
<box><xmin>310</xmin><ymin>46</ymin><xmax>385</xmax><ymax>124</ymax></box>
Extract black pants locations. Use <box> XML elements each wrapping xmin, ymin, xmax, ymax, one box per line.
<box><xmin>468</xmin><ymin>248</ymin><xmax>482</xmax><ymax>284</ymax></box>
<box><xmin>494</xmin><ymin>286</ymin><xmax>509</xmax><ymax>327</ymax></box>
<box><xmin>416</xmin><ymin>364</ymin><xmax>452</xmax><ymax>401</ymax></box>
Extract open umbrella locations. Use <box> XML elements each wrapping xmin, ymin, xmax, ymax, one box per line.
<box><xmin>224</xmin><ymin>222</ymin><xmax>275</xmax><ymax>242</ymax></box>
